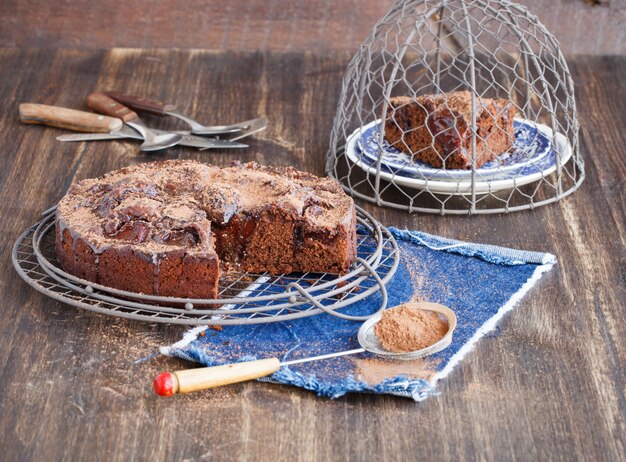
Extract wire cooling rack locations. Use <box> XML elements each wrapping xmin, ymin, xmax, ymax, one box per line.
<box><xmin>12</xmin><ymin>206</ymin><xmax>399</xmax><ymax>325</ymax></box>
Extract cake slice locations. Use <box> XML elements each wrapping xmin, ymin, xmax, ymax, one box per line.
<box><xmin>383</xmin><ymin>91</ymin><xmax>516</xmax><ymax>169</ymax></box>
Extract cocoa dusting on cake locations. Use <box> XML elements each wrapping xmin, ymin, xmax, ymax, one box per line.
<box><xmin>384</xmin><ymin>90</ymin><xmax>516</xmax><ymax>169</ymax></box>
<box><xmin>374</xmin><ymin>302</ymin><xmax>449</xmax><ymax>353</ymax></box>
<box><xmin>55</xmin><ymin>160</ymin><xmax>357</xmax><ymax>299</ymax></box>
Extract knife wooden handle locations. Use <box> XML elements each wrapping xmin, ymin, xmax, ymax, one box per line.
<box><xmin>105</xmin><ymin>91</ymin><xmax>176</xmax><ymax>116</ymax></box>
<box><xmin>86</xmin><ymin>92</ymin><xmax>137</xmax><ymax>123</ymax></box>
<box><xmin>153</xmin><ymin>358</ymin><xmax>281</xmax><ymax>397</ymax></box>
<box><xmin>19</xmin><ymin>103</ymin><xmax>123</xmax><ymax>133</ymax></box>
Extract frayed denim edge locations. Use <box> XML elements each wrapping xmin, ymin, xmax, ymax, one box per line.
<box><xmin>389</xmin><ymin>227</ymin><xmax>556</xmax><ymax>266</ymax></box>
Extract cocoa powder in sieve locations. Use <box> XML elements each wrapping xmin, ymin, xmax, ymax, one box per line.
<box><xmin>374</xmin><ymin>302</ymin><xmax>449</xmax><ymax>353</ymax></box>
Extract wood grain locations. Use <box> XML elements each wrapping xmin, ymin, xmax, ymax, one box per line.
<box><xmin>0</xmin><ymin>48</ymin><xmax>624</xmax><ymax>461</ymax></box>
<box><xmin>0</xmin><ymin>1</ymin><xmax>624</xmax><ymax>55</ymax></box>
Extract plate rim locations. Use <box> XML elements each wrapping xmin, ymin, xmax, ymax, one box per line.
<box><xmin>344</xmin><ymin>119</ymin><xmax>573</xmax><ymax>195</ymax></box>
<box><xmin>356</xmin><ymin>118</ymin><xmax>554</xmax><ymax>181</ymax></box>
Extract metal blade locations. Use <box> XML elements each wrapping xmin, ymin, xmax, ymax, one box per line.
<box><xmin>57</xmin><ymin>133</ymin><xmax>137</xmax><ymax>141</ymax></box>
<box><xmin>57</xmin><ymin>129</ymin><xmax>248</xmax><ymax>149</ymax></box>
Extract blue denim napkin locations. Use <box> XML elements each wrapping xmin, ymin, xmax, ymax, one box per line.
<box><xmin>161</xmin><ymin>227</ymin><xmax>556</xmax><ymax>401</ymax></box>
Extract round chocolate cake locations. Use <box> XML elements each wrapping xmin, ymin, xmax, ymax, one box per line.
<box><xmin>55</xmin><ymin>160</ymin><xmax>357</xmax><ymax>298</ymax></box>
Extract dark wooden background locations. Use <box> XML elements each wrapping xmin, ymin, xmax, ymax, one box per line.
<box><xmin>1</xmin><ymin>0</ymin><xmax>625</xmax><ymax>54</ymax></box>
<box><xmin>0</xmin><ymin>0</ymin><xmax>625</xmax><ymax>460</ymax></box>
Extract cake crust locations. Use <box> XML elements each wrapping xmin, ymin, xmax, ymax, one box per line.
<box><xmin>55</xmin><ymin>160</ymin><xmax>357</xmax><ymax>298</ymax></box>
<box><xmin>384</xmin><ymin>91</ymin><xmax>516</xmax><ymax>169</ymax></box>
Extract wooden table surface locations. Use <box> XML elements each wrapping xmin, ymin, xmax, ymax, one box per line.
<box><xmin>0</xmin><ymin>49</ymin><xmax>623</xmax><ymax>461</ymax></box>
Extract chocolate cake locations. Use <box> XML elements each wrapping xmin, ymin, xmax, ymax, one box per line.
<box><xmin>55</xmin><ymin>160</ymin><xmax>357</xmax><ymax>299</ymax></box>
<box><xmin>384</xmin><ymin>91</ymin><xmax>516</xmax><ymax>169</ymax></box>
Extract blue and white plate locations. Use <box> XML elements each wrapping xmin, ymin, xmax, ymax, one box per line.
<box><xmin>345</xmin><ymin>118</ymin><xmax>572</xmax><ymax>195</ymax></box>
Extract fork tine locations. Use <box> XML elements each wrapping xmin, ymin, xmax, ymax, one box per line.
<box><xmin>192</xmin><ymin>117</ymin><xmax>266</xmax><ymax>135</ymax></box>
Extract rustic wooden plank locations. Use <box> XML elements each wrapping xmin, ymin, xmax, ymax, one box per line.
<box><xmin>0</xmin><ymin>1</ymin><xmax>623</xmax><ymax>55</ymax></box>
<box><xmin>0</xmin><ymin>49</ymin><xmax>623</xmax><ymax>461</ymax></box>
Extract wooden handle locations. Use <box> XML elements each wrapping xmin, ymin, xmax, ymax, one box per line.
<box><xmin>86</xmin><ymin>92</ymin><xmax>137</xmax><ymax>123</ymax></box>
<box><xmin>154</xmin><ymin>358</ymin><xmax>281</xmax><ymax>396</ymax></box>
<box><xmin>104</xmin><ymin>91</ymin><xmax>175</xmax><ymax>116</ymax></box>
<box><xmin>19</xmin><ymin>103</ymin><xmax>123</xmax><ymax>133</ymax></box>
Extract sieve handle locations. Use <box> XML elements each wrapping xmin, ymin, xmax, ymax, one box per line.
<box><xmin>153</xmin><ymin>358</ymin><xmax>281</xmax><ymax>397</ymax></box>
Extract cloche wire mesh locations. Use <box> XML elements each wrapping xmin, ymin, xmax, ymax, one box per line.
<box><xmin>326</xmin><ymin>0</ymin><xmax>584</xmax><ymax>214</ymax></box>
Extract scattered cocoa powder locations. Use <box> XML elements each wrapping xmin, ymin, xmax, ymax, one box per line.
<box><xmin>353</xmin><ymin>356</ymin><xmax>441</xmax><ymax>386</ymax></box>
<box><xmin>374</xmin><ymin>301</ymin><xmax>449</xmax><ymax>353</ymax></box>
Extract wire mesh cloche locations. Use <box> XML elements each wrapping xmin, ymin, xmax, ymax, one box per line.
<box><xmin>326</xmin><ymin>0</ymin><xmax>583</xmax><ymax>214</ymax></box>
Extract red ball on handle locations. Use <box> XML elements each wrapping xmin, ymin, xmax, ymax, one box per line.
<box><xmin>152</xmin><ymin>358</ymin><xmax>281</xmax><ymax>397</ymax></box>
<box><xmin>154</xmin><ymin>372</ymin><xmax>178</xmax><ymax>397</ymax></box>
